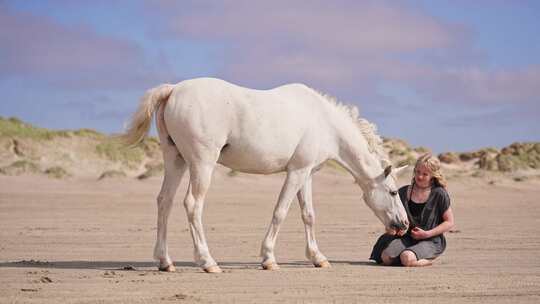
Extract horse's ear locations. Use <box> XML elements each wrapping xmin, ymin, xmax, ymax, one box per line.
<box><xmin>394</xmin><ymin>165</ymin><xmax>408</xmax><ymax>176</ymax></box>
<box><xmin>384</xmin><ymin>165</ymin><xmax>392</xmax><ymax>178</ymax></box>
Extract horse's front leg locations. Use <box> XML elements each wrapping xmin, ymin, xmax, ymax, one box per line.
<box><xmin>297</xmin><ymin>176</ymin><xmax>330</xmax><ymax>268</ymax></box>
<box><xmin>260</xmin><ymin>168</ymin><xmax>310</xmax><ymax>270</ymax></box>
<box><xmin>183</xmin><ymin>162</ymin><xmax>221</xmax><ymax>273</ymax></box>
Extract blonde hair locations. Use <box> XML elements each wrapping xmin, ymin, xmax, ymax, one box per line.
<box><xmin>412</xmin><ymin>153</ymin><xmax>447</xmax><ymax>189</ymax></box>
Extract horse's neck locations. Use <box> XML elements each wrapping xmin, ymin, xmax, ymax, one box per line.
<box><xmin>332</xmin><ymin>123</ymin><xmax>382</xmax><ymax>190</ymax></box>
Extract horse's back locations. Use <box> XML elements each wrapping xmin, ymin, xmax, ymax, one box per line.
<box><xmin>164</xmin><ymin>78</ymin><xmax>329</xmax><ymax>173</ymax></box>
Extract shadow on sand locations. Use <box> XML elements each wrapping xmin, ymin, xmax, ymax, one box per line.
<box><xmin>0</xmin><ymin>259</ymin><xmax>378</xmax><ymax>271</ymax></box>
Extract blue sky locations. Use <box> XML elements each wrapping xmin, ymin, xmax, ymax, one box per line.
<box><xmin>1</xmin><ymin>0</ymin><xmax>539</xmax><ymax>153</ymax></box>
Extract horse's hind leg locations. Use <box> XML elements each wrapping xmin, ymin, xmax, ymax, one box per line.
<box><xmin>154</xmin><ymin>142</ymin><xmax>187</xmax><ymax>272</ymax></box>
<box><xmin>183</xmin><ymin>156</ymin><xmax>221</xmax><ymax>273</ymax></box>
<box><xmin>297</xmin><ymin>176</ymin><xmax>330</xmax><ymax>268</ymax></box>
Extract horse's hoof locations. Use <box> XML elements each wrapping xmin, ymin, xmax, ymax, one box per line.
<box><xmin>262</xmin><ymin>262</ymin><xmax>280</xmax><ymax>270</ymax></box>
<box><xmin>315</xmin><ymin>260</ymin><xmax>331</xmax><ymax>268</ymax></box>
<box><xmin>158</xmin><ymin>264</ymin><xmax>176</xmax><ymax>272</ymax></box>
<box><xmin>204</xmin><ymin>265</ymin><xmax>222</xmax><ymax>273</ymax></box>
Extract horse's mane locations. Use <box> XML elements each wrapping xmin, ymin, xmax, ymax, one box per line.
<box><xmin>312</xmin><ymin>89</ymin><xmax>390</xmax><ymax>167</ymax></box>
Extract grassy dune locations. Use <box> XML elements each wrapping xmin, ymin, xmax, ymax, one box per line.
<box><xmin>0</xmin><ymin>116</ymin><xmax>538</xmax><ymax>180</ymax></box>
<box><xmin>0</xmin><ymin>116</ymin><xmax>162</xmax><ymax>179</ymax></box>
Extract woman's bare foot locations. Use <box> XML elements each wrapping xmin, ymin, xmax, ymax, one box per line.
<box><xmin>415</xmin><ymin>259</ymin><xmax>433</xmax><ymax>267</ymax></box>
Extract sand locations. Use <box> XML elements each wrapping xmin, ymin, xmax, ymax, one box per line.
<box><xmin>1</xmin><ymin>168</ymin><xmax>540</xmax><ymax>303</ymax></box>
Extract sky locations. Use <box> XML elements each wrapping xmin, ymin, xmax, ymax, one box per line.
<box><xmin>1</xmin><ymin>0</ymin><xmax>539</xmax><ymax>153</ymax></box>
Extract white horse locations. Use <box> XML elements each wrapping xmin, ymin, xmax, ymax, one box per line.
<box><xmin>121</xmin><ymin>77</ymin><xmax>409</xmax><ymax>273</ymax></box>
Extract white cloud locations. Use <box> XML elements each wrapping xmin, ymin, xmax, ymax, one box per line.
<box><xmin>0</xmin><ymin>4</ymin><xmax>173</xmax><ymax>90</ymax></box>
<box><xmin>146</xmin><ymin>0</ymin><xmax>539</xmax><ymax>108</ymax></box>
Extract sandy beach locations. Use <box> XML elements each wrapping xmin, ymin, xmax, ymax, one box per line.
<box><xmin>1</xmin><ymin>167</ymin><xmax>539</xmax><ymax>303</ymax></box>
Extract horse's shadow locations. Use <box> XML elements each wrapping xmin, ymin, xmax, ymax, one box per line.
<box><xmin>330</xmin><ymin>260</ymin><xmax>379</xmax><ymax>267</ymax></box>
<box><xmin>0</xmin><ymin>260</ymin><xmax>378</xmax><ymax>271</ymax></box>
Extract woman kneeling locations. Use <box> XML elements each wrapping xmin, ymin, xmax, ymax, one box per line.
<box><xmin>370</xmin><ymin>153</ymin><xmax>455</xmax><ymax>267</ymax></box>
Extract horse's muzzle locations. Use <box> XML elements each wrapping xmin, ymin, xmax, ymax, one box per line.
<box><xmin>389</xmin><ymin>220</ymin><xmax>409</xmax><ymax>232</ymax></box>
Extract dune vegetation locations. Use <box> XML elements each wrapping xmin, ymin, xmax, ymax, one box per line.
<box><xmin>0</xmin><ymin>116</ymin><xmax>538</xmax><ymax>180</ymax></box>
<box><xmin>0</xmin><ymin>116</ymin><xmax>161</xmax><ymax>179</ymax></box>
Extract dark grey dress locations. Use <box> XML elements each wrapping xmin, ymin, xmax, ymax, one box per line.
<box><xmin>370</xmin><ymin>185</ymin><xmax>451</xmax><ymax>264</ymax></box>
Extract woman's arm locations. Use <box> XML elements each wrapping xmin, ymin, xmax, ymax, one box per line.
<box><xmin>411</xmin><ymin>207</ymin><xmax>455</xmax><ymax>240</ymax></box>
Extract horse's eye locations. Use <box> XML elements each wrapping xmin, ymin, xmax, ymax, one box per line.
<box><xmin>389</xmin><ymin>190</ymin><xmax>398</xmax><ymax>196</ymax></box>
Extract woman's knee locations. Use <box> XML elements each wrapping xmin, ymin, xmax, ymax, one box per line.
<box><xmin>381</xmin><ymin>252</ymin><xmax>394</xmax><ymax>266</ymax></box>
<box><xmin>399</xmin><ymin>250</ymin><xmax>417</xmax><ymax>267</ymax></box>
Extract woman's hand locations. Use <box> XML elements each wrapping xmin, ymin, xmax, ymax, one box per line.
<box><xmin>385</xmin><ymin>227</ymin><xmax>407</xmax><ymax>236</ymax></box>
<box><xmin>411</xmin><ymin>207</ymin><xmax>455</xmax><ymax>240</ymax></box>
<box><xmin>411</xmin><ymin>227</ymin><xmax>432</xmax><ymax>240</ymax></box>
<box><xmin>385</xmin><ymin>227</ymin><xmax>398</xmax><ymax>236</ymax></box>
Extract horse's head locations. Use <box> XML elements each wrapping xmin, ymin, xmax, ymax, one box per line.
<box><xmin>362</xmin><ymin>165</ymin><xmax>409</xmax><ymax>236</ymax></box>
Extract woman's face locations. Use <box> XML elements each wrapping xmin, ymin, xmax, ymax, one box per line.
<box><xmin>414</xmin><ymin>163</ymin><xmax>433</xmax><ymax>188</ymax></box>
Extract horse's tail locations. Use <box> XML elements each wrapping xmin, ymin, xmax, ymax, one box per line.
<box><xmin>119</xmin><ymin>83</ymin><xmax>175</xmax><ymax>147</ymax></box>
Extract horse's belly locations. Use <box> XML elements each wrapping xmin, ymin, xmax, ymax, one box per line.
<box><xmin>217</xmin><ymin>138</ymin><xmax>294</xmax><ymax>174</ymax></box>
